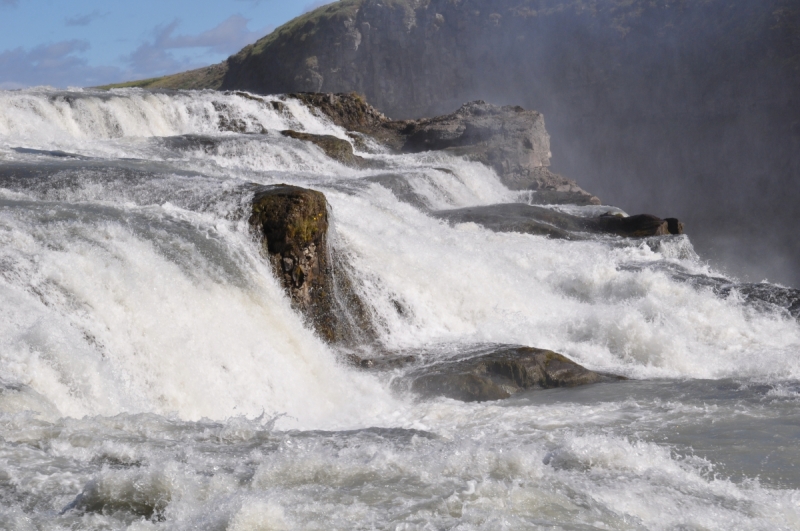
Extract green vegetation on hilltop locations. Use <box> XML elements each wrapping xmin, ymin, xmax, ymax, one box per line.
<box><xmin>97</xmin><ymin>57</ymin><xmax>228</xmax><ymax>91</ymax></box>
<box><xmin>246</xmin><ymin>0</ymin><xmax>362</xmax><ymax>58</ymax></box>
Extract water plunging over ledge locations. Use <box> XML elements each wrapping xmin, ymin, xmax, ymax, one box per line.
<box><xmin>0</xmin><ymin>88</ymin><xmax>798</xmax><ymax>530</ymax></box>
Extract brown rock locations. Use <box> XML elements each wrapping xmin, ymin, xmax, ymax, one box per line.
<box><xmin>249</xmin><ymin>184</ymin><xmax>376</xmax><ymax>344</ymax></box>
<box><xmin>249</xmin><ymin>184</ymin><xmax>336</xmax><ymax>340</ymax></box>
<box><xmin>407</xmin><ymin>346</ymin><xmax>621</xmax><ymax>402</ymax></box>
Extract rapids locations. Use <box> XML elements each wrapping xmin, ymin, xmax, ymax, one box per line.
<box><xmin>0</xmin><ymin>88</ymin><xmax>799</xmax><ymax>530</ymax></box>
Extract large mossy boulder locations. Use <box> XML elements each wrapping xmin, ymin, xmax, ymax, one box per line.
<box><xmin>249</xmin><ymin>184</ymin><xmax>375</xmax><ymax>344</ymax></box>
<box><xmin>406</xmin><ymin>346</ymin><xmax>622</xmax><ymax>402</ymax></box>
<box><xmin>249</xmin><ymin>184</ymin><xmax>337</xmax><ymax>340</ymax></box>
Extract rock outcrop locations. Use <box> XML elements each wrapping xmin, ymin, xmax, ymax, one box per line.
<box><xmin>288</xmin><ymin>94</ymin><xmax>596</xmax><ymax>195</ymax></box>
<box><xmin>280</xmin><ymin>129</ymin><xmax>368</xmax><ymax>168</ymax></box>
<box><xmin>435</xmin><ymin>204</ymin><xmax>683</xmax><ymax>239</ymax></box>
<box><xmin>248</xmin><ymin>184</ymin><xmax>375</xmax><ymax>344</ymax></box>
<box><xmin>249</xmin><ymin>185</ymin><xmax>335</xmax><ymax>339</ymax></box>
<box><xmin>386</xmin><ymin>100</ymin><xmax>592</xmax><ymax>194</ymax></box>
<box><xmin>404</xmin><ymin>346</ymin><xmax>621</xmax><ymax>402</ymax></box>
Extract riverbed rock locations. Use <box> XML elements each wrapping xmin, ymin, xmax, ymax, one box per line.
<box><xmin>406</xmin><ymin>346</ymin><xmax>619</xmax><ymax>402</ymax></box>
<box><xmin>281</xmin><ymin>129</ymin><xmax>369</xmax><ymax>168</ymax></box>
<box><xmin>249</xmin><ymin>184</ymin><xmax>377</xmax><ymax>344</ymax></box>
<box><xmin>435</xmin><ymin>203</ymin><xmax>682</xmax><ymax>239</ymax></box>
<box><xmin>249</xmin><ymin>185</ymin><xmax>337</xmax><ymax>340</ymax></box>
<box><xmin>287</xmin><ymin>95</ymin><xmax>597</xmax><ymax>195</ymax></box>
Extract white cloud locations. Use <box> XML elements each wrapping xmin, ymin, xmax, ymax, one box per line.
<box><xmin>125</xmin><ymin>15</ymin><xmax>271</xmax><ymax>76</ymax></box>
<box><xmin>65</xmin><ymin>10</ymin><xmax>107</xmax><ymax>27</ymax></box>
<box><xmin>0</xmin><ymin>40</ymin><xmax>123</xmax><ymax>88</ymax></box>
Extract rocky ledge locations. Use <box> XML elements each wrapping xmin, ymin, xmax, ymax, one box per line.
<box><xmin>406</xmin><ymin>346</ymin><xmax>623</xmax><ymax>402</ymax></box>
<box><xmin>286</xmin><ymin>93</ymin><xmax>599</xmax><ymax>203</ymax></box>
<box><xmin>435</xmin><ymin>204</ymin><xmax>684</xmax><ymax>239</ymax></box>
<box><xmin>351</xmin><ymin>345</ymin><xmax>624</xmax><ymax>402</ymax></box>
<box><xmin>249</xmin><ymin>184</ymin><xmax>375</xmax><ymax>345</ymax></box>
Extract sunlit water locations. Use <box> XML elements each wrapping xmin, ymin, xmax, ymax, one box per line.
<box><xmin>0</xmin><ymin>88</ymin><xmax>799</xmax><ymax>530</ymax></box>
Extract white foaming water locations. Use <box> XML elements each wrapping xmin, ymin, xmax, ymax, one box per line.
<box><xmin>0</xmin><ymin>88</ymin><xmax>799</xmax><ymax>530</ymax></box>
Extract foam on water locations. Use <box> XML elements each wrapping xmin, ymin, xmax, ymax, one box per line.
<box><xmin>0</xmin><ymin>193</ymin><xmax>398</xmax><ymax>426</ymax></box>
<box><xmin>0</xmin><ymin>88</ymin><xmax>799</xmax><ymax>529</ymax></box>
<box><xmin>324</xmin><ymin>185</ymin><xmax>800</xmax><ymax>380</ymax></box>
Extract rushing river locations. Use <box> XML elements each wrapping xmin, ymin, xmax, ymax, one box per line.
<box><xmin>0</xmin><ymin>88</ymin><xmax>799</xmax><ymax>530</ymax></box>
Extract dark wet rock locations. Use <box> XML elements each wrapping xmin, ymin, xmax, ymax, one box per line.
<box><xmin>436</xmin><ymin>204</ymin><xmax>575</xmax><ymax>239</ymax></box>
<box><xmin>665</xmin><ymin>218</ymin><xmax>685</xmax><ymax>235</ymax></box>
<box><xmin>287</xmin><ymin>92</ymin><xmax>401</xmax><ymax>148</ymax></box>
<box><xmin>281</xmin><ymin>129</ymin><xmax>361</xmax><ymax>167</ymax></box>
<box><xmin>435</xmin><ymin>203</ymin><xmax>680</xmax><ymax>239</ymax></box>
<box><xmin>280</xmin><ymin>129</ymin><xmax>385</xmax><ymax>169</ymax></box>
<box><xmin>594</xmin><ymin>213</ymin><xmax>671</xmax><ymax>238</ymax></box>
<box><xmin>406</xmin><ymin>346</ymin><xmax>621</xmax><ymax>402</ymax></box>
<box><xmin>249</xmin><ymin>184</ymin><xmax>376</xmax><ymax>343</ymax></box>
<box><xmin>249</xmin><ymin>184</ymin><xmax>337</xmax><ymax>340</ymax></box>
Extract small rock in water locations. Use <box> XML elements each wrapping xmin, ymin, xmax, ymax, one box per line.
<box><xmin>403</xmin><ymin>345</ymin><xmax>623</xmax><ymax>402</ymax></box>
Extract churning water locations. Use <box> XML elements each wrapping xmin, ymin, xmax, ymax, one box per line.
<box><xmin>0</xmin><ymin>88</ymin><xmax>799</xmax><ymax>530</ymax></box>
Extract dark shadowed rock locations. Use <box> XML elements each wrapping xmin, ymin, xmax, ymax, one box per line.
<box><xmin>594</xmin><ymin>213</ymin><xmax>671</xmax><ymax>237</ymax></box>
<box><xmin>665</xmin><ymin>218</ymin><xmax>685</xmax><ymax>235</ymax></box>
<box><xmin>407</xmin><ymin>346</ymin><xmax>621</xmax><ymax>402</ymax></box>
<box><xmin>435</xmin><ymin>203</ymin><xmax>680</xmax><ymax>239</ymax></box>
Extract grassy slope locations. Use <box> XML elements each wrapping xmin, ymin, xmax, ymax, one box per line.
<box><xmin>97</xmin><ymin>63</ymin><xmax>228</xmax><ymax>91</ymax></box>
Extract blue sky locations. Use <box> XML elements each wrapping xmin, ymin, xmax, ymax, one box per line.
<box><xmin>0</xmin><ymin>0</ymin><xmax>333</xmax><ymax>89</ymax></box>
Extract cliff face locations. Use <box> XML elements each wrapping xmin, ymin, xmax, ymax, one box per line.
<box><xmin>217</xmin><ymin>0</ymin><xmax>798</xmax><ymax>118</ymax></box>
